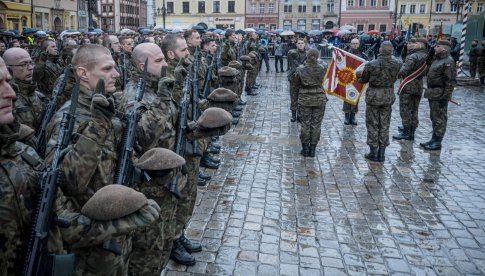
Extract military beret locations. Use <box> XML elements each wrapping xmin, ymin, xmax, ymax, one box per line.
<box><xmin>437</xmin><ymin>40</ymin><xmax>451</xmax><ymax>47</ymax></box>
<box><xmin>82</xmin><ymin>185</ymin><xmax>148</xmax><ymax>221</ymax></box>
<box><xmin>228</xmin><ymin>60</ymin><xmax>243</xmax><ymax>70</ymax></box>
<box><xmin>240</xmin><ymin>55</ymin><xmax>251</xmax><ymax>61</ymax></box>
<box><xmin>218</xmin><ymin>66</ymin><xmax>239</xmax><ymax>77</ymax></box>
<box><xmin>134</xmin><ymin>148</ymin><xmax>186</xmax><ymax>171</ymax></box>
<box><xmin>249</xmin><ymin>51</ymin><xmax>258</xmax><ymax>56</ymax></box>
<box><xmin>208</xmin><ymin>88</ymin><xmax>238</xmax><ymax>102</ymax></box>
<box><xmin>414</xmin><ymin>38</ymin><xmax>428</xmax><ymax>44</ymax></box>
<box><xmin>198</xmin><ymin>107</ymin><xmax>233</xmax><ymax>129</ymax></box>
<box><xmin>248</xmin><ymin>53</ymin><xmax>257</xmax><ymax>59</ymax></box>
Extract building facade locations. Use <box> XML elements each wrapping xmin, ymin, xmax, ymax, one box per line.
<box><xmin>279</xmin><ymin>0</ymin><xmax>339</xmax><ymax>31</ymax></box>
<box><xmin>246</xmin><ymin>0</ymin><xmax>279</xmax><ymax>30</ymax></box>
<box><xmin>394</xmin><ymin>0</ymin><xmax>430</xmax><ymax>34</ymax></box>
<box><xmin>32</xmin><ymin>0</ymin><xmax>78</xmax><ymax>32</ymax></box>
<box><xmin>0</xmin><ymin>0</ymin><xmax>32</xmax><ymax>33</ymax></box>
<box><xmin>154</xmin><ymin>0</ymin><xmax>245</xmax><ymax>29</ymax></box>
<box><xmin>340</xmin><ymin>0</ymin><xmax>394</xmax><ymax>32</ymax></box>
<box><xmin>98</xmin><ymin>0</ymin><xmax>146</xmax><ymax>32</ymax></box>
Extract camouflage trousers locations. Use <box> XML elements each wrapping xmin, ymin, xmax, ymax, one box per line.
<box><xmin>399</xmin><ymin>93</ymin><xmax>422</xmax><ymax>128</ymax></box>
<box><xmin>343</xmin><ymin>101</ymin><xmax>358</xmax><ymax>114</ymax></box>
<box><xmin>429</xmin><ymin>100</ymin><xmax>448</xmax><ymax>137</ymax></box>
<box><xmin>173</xmin><ymin>155</ymin><xmax>199</xmax><ymax>239</ymax></box>
<box><xmin>298</xmin><ymin>105</ymin><xmax>326</xmax><ymax>144</ymax></box>
<box><xmin>73</xmin><ymin>236</ymin><xmax>131</xmax><ymax>276</ymax></box>
<box><xmin>247</xmin><ymin>68</ymin><xmax>257</xmax><ymax>89</ymax></box>
<box><xmin>470</xmin><ymin>62</ymin><xmax>477</xmax><ymax>78</ymax></box>
<box><xmin>366</xmin><ymin>104</ymin><xmax>392</xmax><ymax>147</ymax></box>
<box><xmin>289</xmin><ymin>81</ymin><xmax>299</xmax><ymax>111</ymax></box>
<box><xmin>129</xmin><ymin>190</ymin><xmax>177</xmax><ymax>275</ymax></box>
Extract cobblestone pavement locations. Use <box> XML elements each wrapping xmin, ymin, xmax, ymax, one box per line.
<box><xmin>165</xmin><ymin>64</ymin><xmax>485</xmax><ymax>275</ymax></box>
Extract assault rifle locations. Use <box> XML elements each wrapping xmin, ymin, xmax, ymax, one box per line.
<box><xmin>23</xmin><ymin>79</ymin><xmax>81</xmax><ymax>276</ymax></box>
<box><xmin>36</xmin><ymin>66</ymin><xmax>72</xmax><ymax>157</ymax></box>
<box><xmin>121</xmin><ymin>49</ymin><xmax>128</xmax><ymax>89</ymax></box>
<box><xmin>236</xmin><ymin>42</ymin><xmax>241</xmax><ymax>62</ymax></box>
<box><xmin>202</xmin><ymin>54</ymin><xmax>215</xmax><ymax>98</ymax></box>
<box><xmin>188</xmin><ymin>48</ymin><xmax>201</xmax><ymax>156</ymax></box>
<box><xmin>114</xmin><ymin>59</ymin><xmax>148</xmax><ymax>186</ymax></box>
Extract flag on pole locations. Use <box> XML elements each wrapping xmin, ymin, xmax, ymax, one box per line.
<box><xmin>397</xmin><ymin>21</ymin><xmax>402</xmax><ymax>37</ymax></box>
<box><xmin>437</xmin><ymin>21</ymin><xmax>443</xmax><ymax>41</ymax></box>
<box><xmin>405</xmin><ymin>24</ymin><xmax>412</xmax><ymax>41</ymax></box>
<box><xmin>390</xmin><ymin>23</ymin><xmax>395</xmax><ymax>40</ymax></box>
<box><xmin>324</xmin><ymin>48</ymin><xmax>368</xmax><ymax>105</ymax></box>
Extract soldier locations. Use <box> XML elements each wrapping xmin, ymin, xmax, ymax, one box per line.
<box><xmin>420</xmin><ymin>40</ymin><xmax>457</xmax><ymax>150</ymax></box>
<box><xmin>160</xmin><ymin>34</ymin><xmax>190</xmax><ymax>104</ymax></box>
<box><xmin>357</xmin><ymin>41</ymin><xmax>401</xmax><ymax>162</ymax></box>
<box><xmin>221</xmin><ymin>29</ymin><xmax>237</xmax><ymax>67</ymax></box>
<box><xmin>33</xmin><ymin>39</ymin><xmax>64</xmax><ymax>98</ymax></box>
<box><xmin>120</xmin><ymin>36</ymin><xmax>134</xmax><ymax>80</ymax></box>
<box><xmin>0</xmin><ymin>41</ymin><xmax>6</xmax><ymax>57</ymax></box>
<box><xmin>469</xmin><ymin>39</ymin><xmax>479</xmax><ymax>79</ymax></box>
<box><xmin>478</xmin><ymin>38</ymin><xmax>485</xmax><ymax>86</ymax></box>
<box><xmin>3</xmin><ymin>48</ymin><xmax>46</xmax><ymax>131</ymax></box>
<box><xmin>103</xmin><ymin>35</ymin><xmax>125</xmax><ymax>90</ymax></box>
<box><xmin>343</xmin><ymin>38</ymin><xmax>368</xmax><ymax>125</ymax></box>
<box><xmin>287</xmin><ymin>38</ymin><xmax>307</xmax><ymax>122</ymax></box>
<box><xmin>294</xmin><ymin>48</ymin><xmax>328</xmax><ymax>157</ymax></box>
<box><xmin>393</xmin><ymin>38</ymin><xmax>428</xmax><ymax>141</ymax></box>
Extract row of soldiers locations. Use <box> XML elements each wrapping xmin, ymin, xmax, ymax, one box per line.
<box><xmin>0</xmin><ymin>26</ymin><xmax>265</xmax><ymax>275</ymax></box>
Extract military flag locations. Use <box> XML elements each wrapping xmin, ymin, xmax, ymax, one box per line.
<box><xmin>437</xmin><ymin>21</ymin><xmax>443</xmax><ymax>41</ymax></box>
<box><xmin>324</xmin><ymin>47</ymin><xmax>368</xmax><ymax>105</ymax></box>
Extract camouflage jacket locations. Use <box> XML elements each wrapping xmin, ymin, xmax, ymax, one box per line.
<box><xmin>287</xmin><ymin>49</ymin><xmax>307</xmax><ymax>81</ymax></box>
<box><xmin>425</xmin><ymin>53</ymin><xmax>457</xmax><ymax>101</ymax></box>
<box><xmin>188</xmin><ymin>46</ymin><xmax>208</xmax><ymax>100</ymax></box>
<box><xmin>33</xmin><ymin>54</ymin><xmax>64</xmax><ymax>98</ymax></box>
<box><xmin>399</xmin><ymin>48</ymin><xmax>427</xmax><ymax>95</ymax></box>
<box><xmin>10</xmin><ymin>78</ymin><xmax>47</xmax><ymax>131</ymax></box>
<box><xmin>294</xmin><ymin>60</ymin><xmax>327</xmax><ymax>106</ymax></box>
<box><xmin>221</xmin><ymin>41</ymin><xmax>236</xmax><ymax>67</ymax></box>
<box><xmin>358</xmin><ymin>54</ymin><xmax>401</xmax><ymax>106</ymax></box>
<box><xmin>469</xmin><ymin>45</ymin><xmax>479</xmax><ymax>63</ymax></box>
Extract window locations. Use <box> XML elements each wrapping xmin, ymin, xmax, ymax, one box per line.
<box><xmin>270</xmin><ymin>24</ymin><xmax>276</xmax><ymax>30</ymax></box>
<box><xmin>228</xmin><ymin>1</ymin><xmax>235</xmax><ymax>12</ymax></box>
<box><xmin>198</xmin><ymin>1</ymin><xmax>205</xmax><ymax>13</ymax></box>
<box><xmin>313</xmin><ymin>0</ymin><xmax>321</xmax><ymax>12</ymax></box>
<box><xmin>109</xmin><ymin>5</ymin><xmax>113</xmax><ymax>12</ymax></box>
<box><xmin>357</xmin><ymin>24</ymin><xmax>364</xmax><ymax>32</ymax></box>
<box><xmin>269</xmin><ymin>3</ymin><xmax>274</xmax><ymax>13</ymax></box>
<box><xmin>283</xmin><ymin>20</ymin><xmax>292</xmax><ymax>31</ymax></box>
<box><xmin>182</xmin><ymin>2</ymin><xmax>190</xmax><ymax>13</ymax></box>
<box><xmin>247</xmin><ymin>23</ymin><xmax>254</xmax><ymax>27</ymax></box>
<box><xmin>260</xmin><ymin>3</ymin><xmax>265</xmax><ymax>13</ymax></box>
<box><xmin>436</xmin><ymin>3</ymin><xmax>442</xmax><ymax>12</ymax></box>
<box><xmin>259</xmin><ymin>24</ymin><xmax>265</xmax><ymax>28</ymax></box>
<box><xmin>284</xmin><ymin>0</ymin><xmax>292</xmax><ymax>12</ymax></box>
<box><xmin>420</xmin><ymin>4</ymin><xmax>425</xmax><ymax>13</ymax></box>
<box><xmin>328</xmin><ymin>0</ymin><xmax>334</xmax><ymax>12</ymax></box>
<box><xmin>382</xmin><ymin>0</ymin><xmax>388</xmax><ymax>6</ymax></box>
<box><xmin>103</xmin><ymin>5</ymin><xmax>106</xmax><ymax>12</ymax></box>
<box><xmin>368</xmin><ymin>24</ymin><xmax>375</xmax><ymax>31</ymax></box>
<box><xmin>297</xmin><ymin>19</ymin><xmax>306</xmax><ymax>31</ymax></box>
<box><xmin>167</xmin><ymin>2</ymin><xmax>174</xmax><ymax>13</ymax></box>
<box><xmin>213</xmin><ymin>1</ymin><xmax>220</xmax><ymax>13</ymax></box>
<box><xmin>478</xmin><ymin>3</ymin><xmax>483</xmax><ymax>13</ymax></box>
<box><xmin>311</xmin><ymin>19</ymin><xmax>320</xmax><ymax>30</ymax></box>
<box><xmin>380</xmin><ymin>24</ymin><xmax>386</xmax><ymax>32</ymax></box>
<box><xmin>359</xmin><ymin>0</ymin><xmax>365</xmax><ymax>7</ymax></box>
<box><xmin>400</xmin><ymin>4</ymin><xmax>406</xmax><ymax>13</ymax></box>
<box><xmin>451</xmin><ymin>4</ymin><xmax>457</xmax><ymax>12</ymax></box>
<box><xmin>250</xmin><ymin>3</ymin><xmax>256</xmax><ymax>13</ymax></box>
<box><xmin>410</xmin><ymin>4</ymin><xmax>416</xmax><ymax>13</ymax></box>
<box><xmin>348</xmin><ymin>0</ymin><xmax>354</xmax><ymax>6</ymax></box>
<box><xmin>370</xmin><ymin>0</ymin><xmax>376</xmax><ymax>7</ymax></box>
<box><xmin>299</xmin><ymin>0</ymin><xmax>307</xmax><ymax>12</ymax></box>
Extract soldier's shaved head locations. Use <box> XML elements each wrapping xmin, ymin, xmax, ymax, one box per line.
<box><xmin>132</xmin><ymin>42</ymin><xmax>167</xmax><ymax>77</ymax></box>
<box><xmin>3</xmin><ymin>48</ymin><xmax>33</xmax><ymax>81</ymax></box>
<box><xmin>2</xmin><ymin>47</ymin><xmax>29</xmax><ymax>65</ymax></box>
<box><xmin>132</xmin><ymin>42</ymin><xmax>159</xmax><ymax>64</ymax></box>
<box><xmin>72</xmin><ymin>44</ymin><xmax>111</xmax><ymax>70</ymax></box>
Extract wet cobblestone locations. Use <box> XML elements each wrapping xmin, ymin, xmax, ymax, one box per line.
<box><xmin>166</xmin><ymin>65</ymin><xmax>485</xmax><ymax>275</ymax></box>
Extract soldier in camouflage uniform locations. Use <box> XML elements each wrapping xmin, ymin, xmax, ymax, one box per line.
<box><xmin>294</xmin><ymin>49</ymin><xmax>328</xmax><ymax>157</ymax></box>
<box><xmin>468</xmin><ymin>39</ymin><xmax>479</xmax><ymax>79</ymax></box>
<box><xmin>120</xmin><ymin>36</ymin><xmax>134</xmax><ymax>80</ymax></box>
<box><xmin>103</xmin><ymin>35</ymin><xmax>125</xmax><ymax>90</ymax></box>
<box><xmin>287</xmin><ymin>38</ymin><xmax>307</xmax><ymax>122</ymax></box>
<box><xmin>343</xmin><ymin>38</ymin><xmax>368</xmax><ymax>125</ymax></box>
<box><xmin>357</xmin><ymin>41</ymin><xmax>401</xmax><ymax>162</ymax></box>
<box><xmin>221</xmin><ymin>29</ymin><xmax>237</xmax><ymax>67</ymax></box>
<box><xmin>393</xmin><ymin>38</ymin><xmax>427</xmax><ymax>141</ymax></box>
<box><xmin>3</xmin><ymin>48</ymin><xmax>47</xmax><ymax>131</ymax></box>
<box><xmin>420</xmin><ymin>40</ymin><xmax>457</xmax><ymax>151</ymax></box>
<box><xmin>45</xmin><ymin>44</ymin><xmax>166</xmax><ymax>275</ymax></box>
<box><xmin>246</xmin><ymin>52</ymin><xmax>260</xmax><ymax>96</ymax></box>
<box><xmin>33</xmin><ymin>39</ymin><xmax>64</xmax><ymax>98</ymax></box>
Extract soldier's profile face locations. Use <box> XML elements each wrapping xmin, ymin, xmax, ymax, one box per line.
<box><xmin>87</xmin><ymin>54</ymin><xmax>120</xmax><ymax>93</ymax></box>
<box><xmin>0</xmin><ymin>58</ymin><xmax>16</xmax><ymax>125</ymax></box>
<box><xmin>122</xmin><ymin>39</ymin><xmax>134</xmax><ymax>53</ymax></box>
<box><xmin>174</xmin><ymin>38</ymin><xmax>190</xmax><ymax>59</ymax></box>
<box><xmin>207</xmin><ymin>41</ymin><xmax>217</xmax><ymax>54</ymax></box>
<box><xmin>8</xmin><ymin>50</ymin><xmax>34</xmax><ymax>82</ymax></box>
<box><xmin>147</xmin><ymin>49</ymin><xmax>168</xmax><ymax>77</ymax></box>
<box><xmin>187</xmin><ymin>32</ymin><xmax>201</xmax><ymax>48</ymax></box>
<box><xmin>46</xmin><ymin>41</ymin><xmax>57</xmax><ymax>55</ymax></box>
<box><xmin>110</xmin><ymin>36</ymin><xmax>121</xmax><ymax>53</ymax></box>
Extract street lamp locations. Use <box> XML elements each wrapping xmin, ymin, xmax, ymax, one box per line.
<box><xmin>156</xmin><ymin>0</ymin><xmax>171</xmax><ymax>29</ymax></box>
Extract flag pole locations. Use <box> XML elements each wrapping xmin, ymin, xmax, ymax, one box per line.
<box><xmin>458</xmin><ymin>0</ymin><xmax>470</xmax><ymax>70</ymax></box>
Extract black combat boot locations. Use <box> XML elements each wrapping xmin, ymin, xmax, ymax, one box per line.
<box><xmin>408</xmin><ymin>127</ymin><xmax>416</xmax><ymax>140</ymax></box>
<box><xmin>231</xmin><ymin>111</ymin><xmax>241</xmax><ymax>118</ymax></box>
<box><xmin>377</xmin><ymin>146</ymin><xmax>386</xmax><ymax>162</ymax></box>
<box><xmin>247</xmin><ymin>88</ymin><xmax>259</xmax><ymax>96</ymax></box>
<box><xmin>349</xmin><ymin>113</ymin><xmax>357</xmax><ymax>125</ymax></box>
<box><xmin>232</xmin><ymin>117</ymin><xmax>239</xmax><ymax>125</ymax></box>
<box><xmin>238</xmin><ymin>99</ymin><xmax>247</xmax><ymax>105</ymax></box>
<box><xmin>308</xmin><ymin>144</ymin><xmax>317</xmax><ymax>157</ymax></box>
<box><xmin>200</xmin><ymin>154</ymin><xmax>220</xmax><ymax>169</ymax></box>
<box><xmin>365</xmin><ymin>146</ymin><xmax>379</xmax><ymax>161</ymax></box>
<box><xmin>393</xmin><ymin>126</ymin><xmax>412</xmax><ymax>140</ymax></box>
<box><xmin>199</xmin><ymin>171</ymin><xmax>212</xmax><ymax>180</ymax></box>
<box><xmin>233</xmin><ymin>105</ymin><xmax>244</xmax><ymax>111</ymax></box>
<box><xmin>179</xmin><ymin>235</ymin><xmax>202</xmax><ymax>253</ymax></box>
<box><xmin>206</xmin><ymin>143</ymin><xmax>221</xmax><ymax>154</ymax></box>
<box><xmin>291</xmin><ymin>111</ymin><xmax>297</xmax><ymax>122</ymax></box>
<box><xmin>300</xmin><ymin>143</ymin><xmax>310</xmax><ymax>157</ymax></box>
<box><xmin>423</xmin><ymin>136</ymin><xmax>442</xmax><ymax>150</ymax></box>
<box><xmin>197</xmin><ymin>176</ymin><xmax>207</xmax><ymax>186</ymax></box>
<box><xmin>344</xmin><ymin>113</ymin><xmax>350</xmax><ymax>125</ymax></box>
<box><xmin>420</xmin><ymin>134</ymin><xmax>436</xmax><ymax>147</ymax></box>
<box><xmin>170</xmin><ymin>239</ymin><xmax>196</xmax><ymax>266</ymax></box>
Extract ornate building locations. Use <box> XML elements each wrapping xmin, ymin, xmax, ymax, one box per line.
<box><xmin>98</xmin><ymin>0</ymin><xmax>147</xmax><ymax>32</ymax></box>
<box><xmin>339</xmin><ymin>0</ymin><xmax>394</xmax><ymax>32</ymax></box>
<box><xmin>31</xmin><ymin>0</ymin><xmax>78</xmax><ymax>32</ymax></box>
<box><xmin>279</xmin><ymin>0</ymin><xmax>339</xmax><ymax>31</ymax></box>
<box><xmin>246</xmin><ymin>0</ymin><xmax>279</xmax><ymax>30</ymax></box>
<box><xmin>0</xmin><ymin>0</ymin><xmax>32</xmax><ymax>33</ymax></box>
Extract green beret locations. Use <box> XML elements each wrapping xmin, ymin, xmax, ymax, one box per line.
<box><xmin>208</xmin><ymin>88</ymin><xmax>238</xmax><ymax>102</ymax></box>
<box><xmin>134</xmin><ymin>148</ymin><xmax>185</xmax><ymax>170</ymax></box>
<box><xmin>437</xmin><ymin>40</ymin><xmax>451</xmax><ymax>47</ymax></box>
<box><xmin>415</xmin><ymin>38</ymin><xmax>428</xmax><ymax>44</ymax></box>
<box><xmin>228</xmin><ymin>60</ymin><xmax>243</xmax><ymax>70</ymax></box>
<box><xmin>82</xmin><ymin>185</ymin><xmax>148</xmax><ymax>221</ymax></box>
<box><xmin>240</xmin><ymin>55</ymin><xmax>251</xmax><ymax>61</ymax></box>
<box><xmin>218</xmin><ymin>66</ymin><xmax>239</xmax><ymax>77</ymax></box>
<box><xmin>198</xmin><ymin>107</ymin><xmax>233</xmax><ymax>129</ymax></box>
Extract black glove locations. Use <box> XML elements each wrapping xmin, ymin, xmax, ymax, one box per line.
<box><xmin>91</xmin><ymin>94</ymin><xmax>115</xmax><ymax>124</ymax></box>
<box><xmin>438</xmin><ymin>98</ymin><xmax>448</xmax><ymax>108</ymax></box>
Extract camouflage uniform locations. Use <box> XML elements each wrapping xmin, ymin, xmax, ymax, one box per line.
<box><xmin>424</xmin><ymin>52</ymin><xmax>457</xmax><ymax>138</ymax></box>
<box><xmin>358</xmin><ymin>54</ymin><xmax>401</xmax><ymax>148</ymax></box>
<box><xmin>397</xmin><ymin>48</ymin><xmax>427</xmax><ymax>131</ymax></box>
<box><xmin>10</xmin><ymin>78</ymin><xmax>47</xmax><ymax>131</ymax></box>
<box><xmin>294</xmin><ymin>60</ymin><xmax>328</xmax><ymax>145</ymax></box>
<box><xmin>33</xmin><ymin>53</ymin><xmax>64</xmax><ymax>98</ymax></box>
<box><xmin>342</xmin><ymin>48</ymin><xmax>368</xmax><ymax>114</ymax></box>
<box><xmin>221</xmin><ymin>40</ymin><xmax>236</xmax><ymax>67</ymax></box>
<box><xmin>469</xmin><ymin>44</ymin><xmax>479</xmax><ymax>78</ymax></box>
<box><xmin>287</xmin><ymin>49</ymin><xmax>307</xmax><ymax>112</ymax></box>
